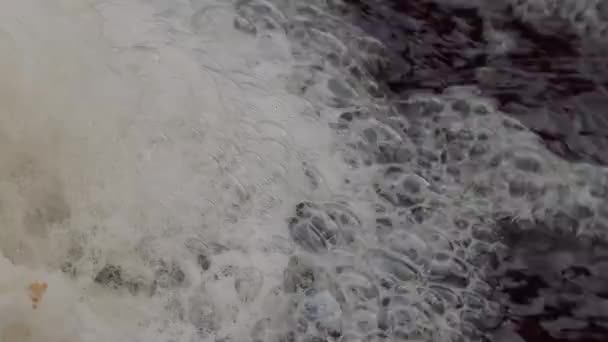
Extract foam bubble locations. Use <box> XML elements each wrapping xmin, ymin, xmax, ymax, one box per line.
<box><xmin>4</xmin><ymin>0</ymin><xmax>608</xmax><ymax>341</ymax></box>
<box><xmin>246</xmin><ymin>2</ymin><xmax>608</xmax><ymax>341</ymax></box>
<box><xmin>0</xmin><ymin>0</ymin><xmax>339</xmax><ymax>341</ymax></box>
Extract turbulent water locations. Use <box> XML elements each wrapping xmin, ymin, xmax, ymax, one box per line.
<box><xmin>338</xmin><ymin>0</ymin><xmax>608</xmax><ymax>341</ymax></box>
<box><xmin>1</xmin><ymin>0</ymin><xmax>607</xmax><ymax>341</ymax></box>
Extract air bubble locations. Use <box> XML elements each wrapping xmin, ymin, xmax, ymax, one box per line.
<box><xmin>373</xmin><ymin>142</ymin><xmax>411</xmax><ymax>164</ymax></box>
<box><xmin>374</xmin><ymin>166</ymin><xmax>431</xmax><ymax>207</ymax></box>
<box><xmin>445</xmin><ymin>127</ymin><xmax>474</xmax><ymax>143</ymax></box>
<box><xmin>288</xmin><ymin>217</ymin><xmax>332</xmax><ymax>253</ymax></box>
<box><xmin>508</xmin><ymin>178</ymin><xmax>543</xmax><ymax>198</ymax></box>
<box><xmin>429</xmin><ymin>252</ymin><xmax>469</xmax><ymax>288</ymax></box>
<box><xmin>387</xmin><ymin>230</ymin><xmax>430</xmax><ymax>263</ymax></box>
<box><xmin>289</xmin><ymin>201</ymin><xmax>356</xmax><ymax>252</ymax></box>
<box><xmin>335</xmin><ymin>267</ymin><xmax>379</xmax><ymax>303</ymax></box>
<box><xmin>365</xmin><ymin>249</ymin><xmax>421</xmax><ymax>282</ymax></box>
<box><xmin>328</xmin><ymin>78</ymin><xmax>354</xmax><ymax>99</ymax></box>
<box><xmin>400</xmin><ymin>99</ymin><xmax>445</xmax><ymax>118</ymax></box>
<box><xmin>423</xmin><ymin>289</ymin><xmax>446</xmax><ymax>315</ymax></box>
<box><xmin>324</xmin><ymin>202</ymin><xmax>361</xmax><ymax>230</ymax></box>
<box><xmin>468</xmin><ymin>143</ymin><xmax>489</xmax><ymax>158</ymax></box>
<box><xmin>513</xmin><ymin>153</ymin><xmax>544</xmax><ymax>173</ymax></box>
<box><xmin>417</xmin><ymin>148</ymin><xmax>440</xmax><ymax>168</ymax></box>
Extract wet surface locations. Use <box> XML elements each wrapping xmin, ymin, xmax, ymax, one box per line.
<box><xmin>344</xmin><ymin>0</ymin><xmax>608</xmax><ymax>165</ymax></box>
<box><xmin>343</xmin><ymin>0</ymin><xmax>608</xmax><ymax>341</ymax></box>
<box><xmin>492</xmin><ymin>220</ymin><xmax>608</xmax><ymax>341</ymax></box>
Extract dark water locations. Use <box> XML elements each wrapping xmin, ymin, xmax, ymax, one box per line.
<box><xmin>342</xmin><ymin>0</ymin><xmax>608</xmax><ymax>341</ymax></box>
<box><xmin>344</xmin><ymin>0</ymin><xmax>608</xmax><ymax>166</ymax></box>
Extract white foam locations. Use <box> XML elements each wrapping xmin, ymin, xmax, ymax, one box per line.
<box><xmin>0</xmin><ymin>0</ymin><xmax>339</xmax><ymax>341</ymax></box>
<box><xmin>4</xmin><ymin>0</ymin><xmax>608</xmax><ymax>341</ymax></box>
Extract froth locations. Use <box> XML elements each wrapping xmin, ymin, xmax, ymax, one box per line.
<box><xmin>5</xmin><ymin>0</ymin><xmax>608</xmax><ymax>341</ymax></box>
<box><xmin>244</xmin><ymin>1</ymin><xmax>608</xmax><ymax>340</ymax></box>
<box><xmin>0</xmin><ymin>0</ymin><xmax>332</xmax><ymax>341</ymax></box>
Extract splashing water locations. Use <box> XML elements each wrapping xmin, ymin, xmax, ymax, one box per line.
<box><xmin>3</xmin><ymin>0</ymin><xmax>608</xmax><ymax>342</ymax></box>
<box><xmin>0</xmin><ymin>0</ymin><xmax>336</xmax><ymax>341</ymax></box>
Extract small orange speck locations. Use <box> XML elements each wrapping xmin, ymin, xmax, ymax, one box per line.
<box><xmin>28</xmin><ymin>281</ymin><xmax>48</xmax><ymax>309</ymax></box>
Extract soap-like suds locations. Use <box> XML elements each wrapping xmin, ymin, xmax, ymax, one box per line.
<box><xmin>0</xmin><ymin>1</ymin><xmax>336</xmax><ymax>341</ymax></box>
<box><xmin>3</xmin><ymin>1</ymin><xmax>608</xmax><ymax>342</ymax></box>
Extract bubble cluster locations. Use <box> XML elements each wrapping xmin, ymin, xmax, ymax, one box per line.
<box><xmin>227</xmin><ymin>1</ymin><xmax>608</xmax><ymax>341</ymax></box>
<box><xmin>3</xmin><ymin>0</ymin><xmax>608</xmax><ymax>341</ymax></box>
<box><xmin>0</xmin><ymin>0</ymin><xmax>343</xmax><ymax>341</ymax></box>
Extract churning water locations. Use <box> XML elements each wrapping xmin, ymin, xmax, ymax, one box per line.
<box><xmin>1</xmin><ymin>0</ymin><xmax>608</xmax><ymax>341</ymax></box>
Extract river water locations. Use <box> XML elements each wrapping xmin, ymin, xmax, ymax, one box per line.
<box><xmin>0</xmin><ymin>0</ymin><xmax>607</xmax><ymax>341</ymax></box>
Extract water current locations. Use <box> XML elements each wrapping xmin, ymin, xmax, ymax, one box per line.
<box><xmin>0</xmin><ymin>0</ymin><xmax>607</xmax><ymax>341</ymax></box>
